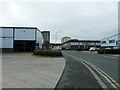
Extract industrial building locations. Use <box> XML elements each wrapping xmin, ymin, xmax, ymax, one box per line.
<box><xmin>61</xmin><ymin>36</ymin><xmax>71</xmax><ymax>43</ymax></box>
<box><xmin>41</xmin><ymin>31</ymin><xmax>50</xmax><ymax>49</ymax></box>
<box><xmin>100</xmin><ymin>33</ymin><xmax>120</xmax><ymax>48</ymax></box>
<box><xmin>62</xmin><ymin>39</ymin><xmax>100</xmax><ymax>50</ymax></box>
<box><xmin>50</xmin><ymin>43</ymin><xmax>62</xmax><ymax>50</ymax></box>
<box><xmin>0</xmin><ymin>27</ymin><xmax>43</xmax><ymax>52</ymax></box>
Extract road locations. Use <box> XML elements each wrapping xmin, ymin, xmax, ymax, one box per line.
<box><xmin>65</xmin><ymin>51</ymin><xmax>118</xmax><ymax>82</ymax></box>
<box><xmin>56</xmin><ymin>51</ymin><xmax>119</xmax><ymax>89</ymax></box>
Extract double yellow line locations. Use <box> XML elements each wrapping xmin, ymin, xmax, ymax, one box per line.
<box><xmin>82</xmin><ymin>60</ymin><xmax>120</xmax><ymax>89</ymax></box>
<box><xmin>64</xmin><ymin>52</ymin><xmax>120</xmax><ymax>89</ymax></box>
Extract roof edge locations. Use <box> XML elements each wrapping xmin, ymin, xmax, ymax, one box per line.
<box><xmin>0</xmin><ymin>26</ymin><xmax>38</xmax><ymax>29</ymax></box>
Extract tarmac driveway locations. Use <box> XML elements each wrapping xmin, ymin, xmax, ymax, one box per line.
<box><xmin>2</xmin><ymin>53</ymin><xmax>65</xmax><ymax>88</ymax></box>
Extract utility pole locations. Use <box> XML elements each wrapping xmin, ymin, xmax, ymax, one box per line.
<box><xmin>55</xmin><ymin>31</ymin><xmax>61</xmax><ymax>43</ymax></box>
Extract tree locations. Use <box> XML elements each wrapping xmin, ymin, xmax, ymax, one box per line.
<box><xmin>43</xmin><ymin>40</ymin><xmax>50</xmax><ymax>49</ymax></box>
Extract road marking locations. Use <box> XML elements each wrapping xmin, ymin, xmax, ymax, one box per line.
<box><xmin>82</xmin><ymin>51</ymin><xmax>118</xmax><ymax>59</ymax></box>
<box><xmin>81</xmin><ymin>61</ymin><xmax>108</xmax><ymax>89</ymax></box>
<box><xmin>91</xmin><ymin>53</ymin><xmax>119</xmax><ymax>59</ymax></box>
<box><xmin>85</xmin><ymin>61</ymin><xmax>119</xmax><ymax>88</ymax></box>
<box><xmin>64</xmin><ymin>52</ymin><xmax>120</xmax><ymax>89</ymax></box>
<box><xmin>98</xmin><ymin>55</ymin><xmax>118</xmax><ymax>59</ymax></box>
<box><xmin>64</xmin><ymin>52</ymin><xmax>108</xmax><ymax>89</ymax></box>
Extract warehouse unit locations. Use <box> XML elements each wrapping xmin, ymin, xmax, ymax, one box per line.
<box><xmin>0</xmin><ymin>27</ymin><xmax>43</xmax><ymax>52</ymax></box>
<box><xmin>62</xmin><ymin>39</ymin><xmax>100</xmax><ymax>50</ymax></box>
<box><xmin>100</xmin><ymin>33</ymin><xmax>120</xmax><ymax>48</ymax></box>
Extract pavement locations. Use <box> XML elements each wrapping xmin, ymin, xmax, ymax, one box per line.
<box><xmin>2</xmin><ymin>51</ymin><xmax>119</xmax><ymax>89</ymax></box>
<box><xmin>2</xmin><ymin>53</ymin><xmax>65</xmax><ymax>88</ymax></box>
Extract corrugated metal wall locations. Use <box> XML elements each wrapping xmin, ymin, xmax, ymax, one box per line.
<box><xmin>14</xmin><ymin>28</ymin><xmax>35</xmax><ymax>40</ymax></box>
<box><xmin>0</xmin><ymin>27</ymin><xmax>43</xmax><ymax>52</ymax></box>
<box><xmin>1</xmin><ymin>28</ymin><xmax>13</xmax><ymax>48</ymax></box>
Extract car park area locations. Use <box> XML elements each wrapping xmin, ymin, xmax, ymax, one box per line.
<box><xmin>2</xmin><ymin>53</ymin><xmax>65</xmax><ymax>88</ymax></box>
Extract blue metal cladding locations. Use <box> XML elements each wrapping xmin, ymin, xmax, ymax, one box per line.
<box><xmin>116</xmin><ymin>40</ymin><xmax>120</xmax><ymax>46</ymax></box>
<box><xmin>101</xmin><ymin>41</ymin><xmax>106</xmax><ymax>44</ymax></box>
<box><xmin>109</xmin><ymin>39</ymin><xmax>115</xmax><ymax>43</ymax></box>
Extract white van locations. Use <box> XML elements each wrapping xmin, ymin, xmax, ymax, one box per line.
<box><xmin>89</xmin><ymin>47</ymin><xmax>96</xmax><ymax>51</ymax></box>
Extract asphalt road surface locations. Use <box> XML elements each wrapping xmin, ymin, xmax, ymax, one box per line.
<box><xmin>65</xmin><ymin>51</ymin><xmax>118</xmax><ymax>82</ymax></box>
<box><xmin>55</xmin><ymin>51</ymin><xmax>119</xmax><ymax>89</ymax></box>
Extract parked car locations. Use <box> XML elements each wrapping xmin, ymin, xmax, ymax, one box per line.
<box><xmin>113</xmin><ymin>46</ymin><xmax>120</xmax><ymax>49</ymax></box>
<box><xmin>89</xmin><ymin>47</ymin><xmax>96</xmax><ymax>51</ymax></box>
<box><xmin>105</xmin><ymin>48</ymin><xmax>111</xmax><ymax>50</ymax></box>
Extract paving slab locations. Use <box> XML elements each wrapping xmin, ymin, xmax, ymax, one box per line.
<box><xmin>2</xmin><ymin>53</ymin><xmax>65</xmax><ymax>88</ymax></box>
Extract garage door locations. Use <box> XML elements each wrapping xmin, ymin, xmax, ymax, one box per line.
<box><xmin>14</xmin><ymin>41</ymin><xmax>35</xmax><ymax>52</ymax></box>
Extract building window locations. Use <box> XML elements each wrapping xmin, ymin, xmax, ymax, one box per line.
<box><xmin>101</xmin><ymin>41</ymin><xmax>106</xmax><ymax>44</ymax></box>
<box><xmin>116</xmin><ymin>40</ymin><xmax>120</xmax><ymax>46</ymax></box>
<box><xmin>109</xmin><ymin>40</ymin><xmax>115</xmax><ymax>43</ymax></box>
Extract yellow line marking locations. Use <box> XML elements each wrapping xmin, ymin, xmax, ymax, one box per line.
<box><xmin>64</xmin><ymin>52</ymin><xmax>120</xmax><ymax>89</ymax></box>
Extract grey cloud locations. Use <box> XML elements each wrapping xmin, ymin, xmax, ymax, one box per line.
<box><xmin>0</xmin><ymin>2</ymin><xmax>118</xmax><ymax>43</ymax></box>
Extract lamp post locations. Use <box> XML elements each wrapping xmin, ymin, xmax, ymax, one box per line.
<box><xmin>55</xmin><ymin>31</ymin><xmax>61</xmax><ymax>43</ymax></box>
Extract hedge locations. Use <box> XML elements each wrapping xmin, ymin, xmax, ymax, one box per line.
<box><xmin>98</xmin><ymin>49</ymin><xmax>120</xmax><ymax>54</ymax></box>
<box><xmin>33</xmin><ymin>50</ymin><xmax>63</xmax><ymax>57</ymax></box>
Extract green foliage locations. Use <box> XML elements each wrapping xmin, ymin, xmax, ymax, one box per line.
<box><xmin>33</xmin><ymin>50</ymin><xmax>63</xmax><ymax>57</ymax></box>
<box><xmin>98</xmin><ymin>49</ymin><xmax>120</xmax><ymax>54</ymax></box>
<box><xmin>43</xmin><ymin>40</ymin><xmax>50</xmax><ymax>49</ymax></box>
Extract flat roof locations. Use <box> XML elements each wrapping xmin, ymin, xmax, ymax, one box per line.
<box><xmin>41</xmin><ymin>31</ymin><xmax>50</xmax><ymax>32</ymax></box>
<box><xmin>101</xmin><ymin>33</ymin><xmax>120</xmax><ymax>40</ymax></box>
<box><xmin>0</xmin><ymin>26</ymin><xmax>38</xmax><ymax>29</ymax></box>
<box><xmin>62</xmin><ymin>39</ymin><xmax>100</xmax><ymax>44</ymax></box>
<box><xmin>50</xmin><ymin>43</ymin><xmax>61</xmax><ymax>46</ymax></box>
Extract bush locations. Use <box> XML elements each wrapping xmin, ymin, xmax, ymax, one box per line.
<box><xmin>33</xmin><ymin>50</ymin><xmax>63</xmax><ymax>57</ymax></box>
<box><xmin>98</xmin><ymin>49</ymin><xmax>120</xmax><ymax>54</ymax></box>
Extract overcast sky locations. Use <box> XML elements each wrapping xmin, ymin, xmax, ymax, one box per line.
<box><xmin>0</xmin><ymin>0</ymin><xmax>118</xmax><ymax>43</ymax></box>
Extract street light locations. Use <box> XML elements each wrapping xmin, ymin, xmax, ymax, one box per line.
<box><xmin>55</xmin><ymin>31</ymin><xmax>61</xmax><ymax>43</ymax></box>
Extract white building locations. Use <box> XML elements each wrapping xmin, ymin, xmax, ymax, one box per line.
<box><xmin>100</xmin><ymin>33</ymin><xmax>120</xmax><ymax>48</ymax></box>
<box><xmin>0</xmin><ymin>27</ymin><xmax>43</xmax><ymax>52</ymax></box>
<box><xmin>61</xmin><ymin>36</ymin><xmax>71</xmax><ymax>43</ymax></box>
<box><xmin>62</xmin><ymin>39</ymin><xmax>100</xmax><ymax>50</ymax></box>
